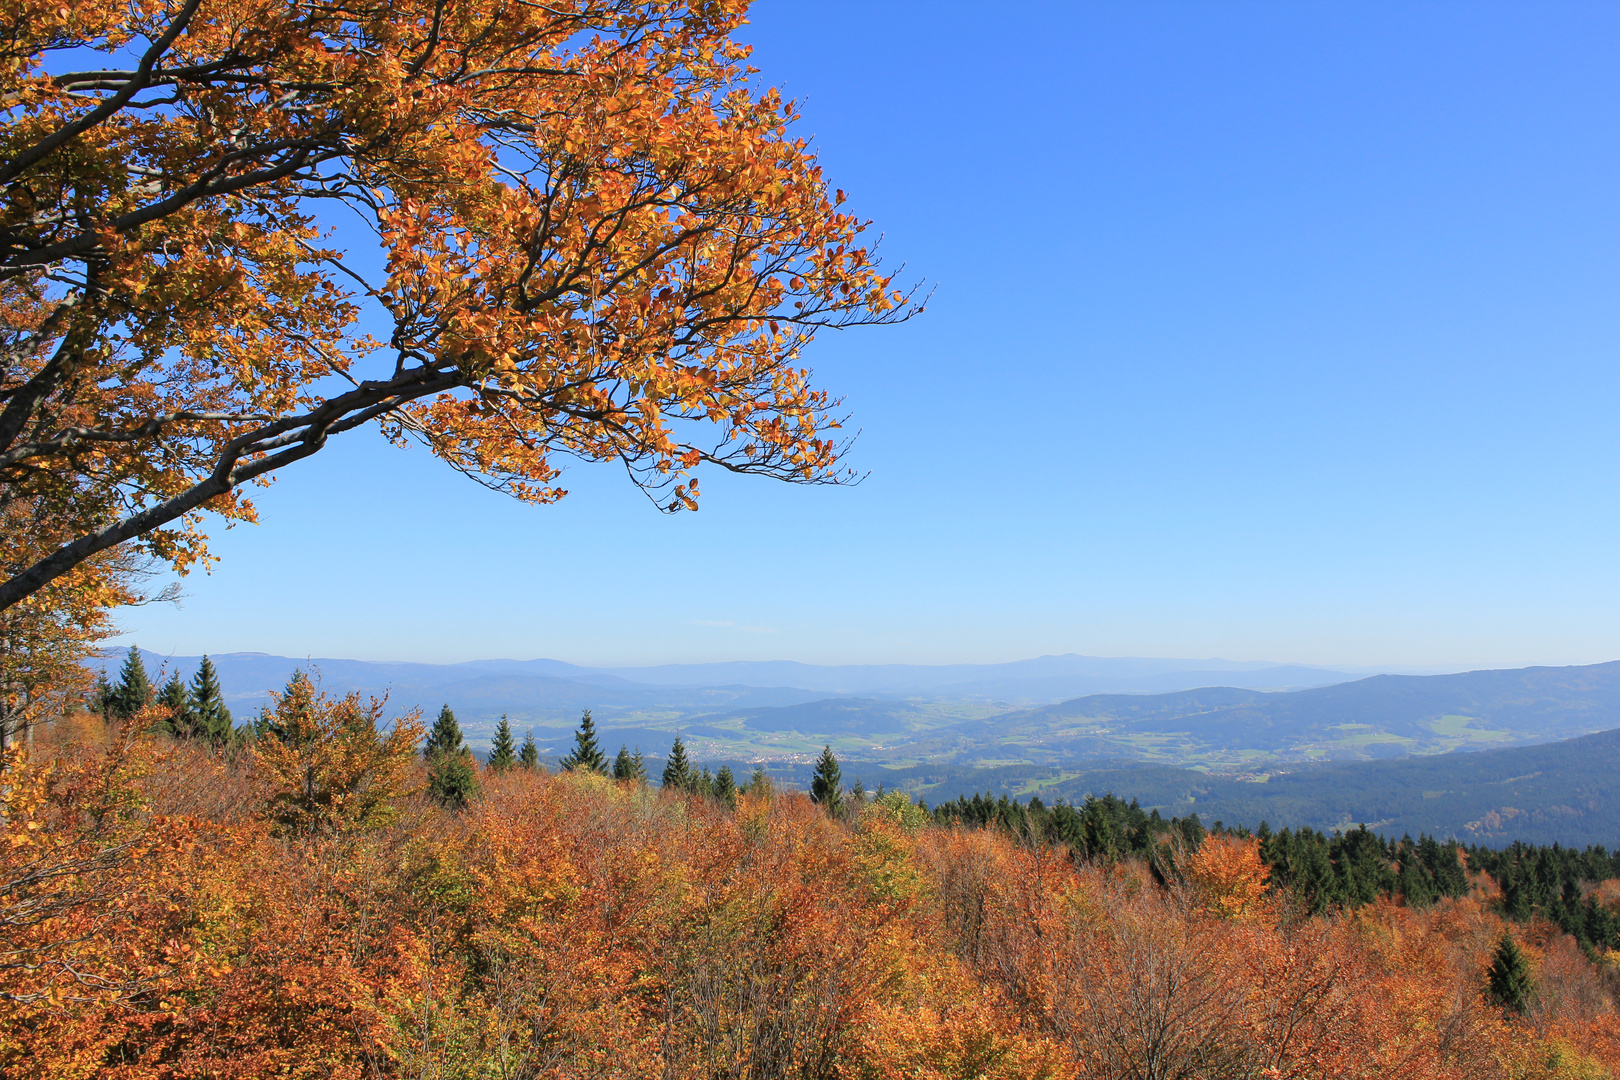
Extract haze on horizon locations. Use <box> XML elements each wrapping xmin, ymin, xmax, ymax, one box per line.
<box><xmin>113</xmin><ymin>1</ymin><xmax>1620</xmax><ymax>672</ymax></box>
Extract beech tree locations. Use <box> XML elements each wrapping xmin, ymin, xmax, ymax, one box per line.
<box><xmin>0</xmin><ymin>0</ymin><xmax>915</xmax><ymax>615</ymax></box>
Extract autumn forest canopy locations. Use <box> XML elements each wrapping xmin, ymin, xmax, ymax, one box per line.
<box><xmin>3</xmin><ymin>0</ymin><xmax>1620</xmax><ymax>1077</ymax></box>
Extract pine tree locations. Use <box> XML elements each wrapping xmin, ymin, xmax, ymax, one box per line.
<box><xmin>422</xmin><ymin>703</ymin><xmax>477</xmax><ymax>808</ymax></box>
<box><xmin>91</xmin><ymin>669</ymin><xmax>115</xmax><ymax>718</ymax></box>
<box><xmin>519</xmin><ymin>731</ymin><xmax>540</xmax><ymax>770</ymax></box>
<box><xmin>662</xmin><ymin>735</ymin><xmax>692</xmax><ymax>791</ymax></box>
<box><xmin>488</xmin><ymin>715</ymin><xmax>517</xmax><ymax>771</ymax></box>
<box><xmin>156</xmin><ymin>672</ymin><xmax>193</xmax><ymax>737</ymax></box>
<box><xmin>745</xmin><ymin>764</ymin><xmax>772</xmax><ymax>797</ymax></box>
<box><xmin>428</xmin><ymin>750</ymin><xmax>479</xmax><ymax>810</ymax></box>
<box><xmin>1487</xmin><ymin>931</ymin><xmax>1535</xmax><ymax>1013</ymax></box>
<box><xmin>108</xmin><ymin>646</ymin><xmax>152</xmax><ymax>721</ymax></box>
<box><xmin>713</xmin><ymin>764</ymin><xmax>737</xmax><ymax>810</ymax></box>
<box><xmin>424</xmin><ymin>704</ymin><xmax>465</xmax><ymax>759</ymax></box>
<box><xmin>810</xmin><ymin>745</ymin><xmax>842</xmax><ymax>814</ymax></box>
<box><xmin>190</xmin><ymin>655</ymin><xmax>234</xmax><ymax>746</ymax></box>
<box><xmin>558</xmin><ymin>709</ymin><xmax>608</xmax><ymax>773</ymax></box>
<box><xmin>694</xmin><ymin>766</ymin><xmax>714</xmax><ymax>798</ymax></box>
<box><xmin>612</xmin><ymin>745</ymin><xmax>635</xmax><ymax>781</ymax></box>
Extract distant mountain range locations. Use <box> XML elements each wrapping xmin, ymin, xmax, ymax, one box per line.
<box><xmin>95</xmin><ymin>648</ymin><xmax>1620</xmax><ymax>846</ymax></box>
<box><xmin>103</xmin><ymin>649</ymin><xmax>1367</xmax><ymax>728</ymax></box>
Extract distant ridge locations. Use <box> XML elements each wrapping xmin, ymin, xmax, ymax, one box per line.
<box><xmin>96</xmin><ymin>649</ymin><xmax>1368</xmax><ymax>723</ymax></box>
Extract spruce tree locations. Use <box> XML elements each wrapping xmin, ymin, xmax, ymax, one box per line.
<box><xmin>745</xmin><ymin>764</ymin><xmax>772</xmax><ymax>797</ymax></box>
<box><xmin>518</xmin><ymin>731</ymin><xmax>540</xmax><ymax>770</ymax></box>
<box><xmin>559</xmin><ymin>709</ymin><xmax>608</xmax><ymax>773</ymax></box>
<box><xmin>661</xmin><ymin>735</ymin><xmax>692</xmax><ymax>791</ymax></box>
<box><xmin>156</xmin><ymin>672</ymin><xmax>193</xmax><ymax>737</ymax></box>
<box><xmin>190</xmin><ymin>655</ymin><xmax>234</xmax><ymax>746</ymax></box>
<box><xmin>488</xmin><ymin>715</ymin><xmax>517</xmax><ymax>771</ymax></box>
<box><xmin>810</xmin><ymin>745</ymin><xmax>842</xmax><ymax>814</ymax></box>
<box><xmin>108</xmin><ymin>646</ymin><xmax>152</xmax><ymax>721</ymax></box>
<box><xmin>694</xmin><ymin>766</ymin><xmax>714</xmax><ymax>798</ymax></box>
<box><xmin>713</xmin><ymin>764</ymin><xmax>738</xmax><ymax>810</ymax></box>
<box><xmin>1487</xmin><ymin>932</ymin><xmax>1535</xmax><ymax>1013</ymax></box>
<box><xmin>422</xmin><ymin>703</ymin><xmax>477</xmax><ymax>808</ymax></box>
<box><xmin>424</xmin><ymin>704</ymin><xmax>465</xmax><ymax>760</ymax></box>
<box><xmin>428</xmin><ymin>750</ymin><xmax>479</xmax><ymax>809</ymax></box>
<box><xmin>612</xmin><ymin>745</ymin><xmax>635</xmax><ymax>781</ymax></box>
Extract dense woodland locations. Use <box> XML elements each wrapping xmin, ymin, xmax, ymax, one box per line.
<box><xmin>3</xmin><ymin>657</ymin><xmax>1619</xmax><ymax>1079</ymax></box>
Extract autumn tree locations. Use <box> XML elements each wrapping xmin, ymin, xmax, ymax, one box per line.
<box><xmin>488</xmin><ymin>715</ymin><xmax>516</xmax><ymax>772</ymax></box>
<box><xmin>559</xmin><ymin>709</ymin><xmax>607</xmax><ymax>774</ymax></box>
<box><xmin>252</xmin><ymin>671</ymin><xmax>423</xmax><ymax>835</ymax></box>
<box><xmin>0</xmin><ymin>0</ymin><xmax>915</xmax><ymax>617</ymax></box>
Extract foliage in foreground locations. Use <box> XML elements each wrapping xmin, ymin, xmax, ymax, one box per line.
<box><xmin>2</xmin><ymin>717</ymin><xmax>1618</xmax><ymax>1080</ymax></box>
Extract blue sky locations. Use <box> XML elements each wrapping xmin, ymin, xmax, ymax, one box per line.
<box><xmin>116</xmin><ymin>1</ymin><xmax>1619</xmax><ymax>669</ymax></box>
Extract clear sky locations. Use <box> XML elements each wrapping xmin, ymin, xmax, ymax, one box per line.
<box><xmin>116</xmin><ymin>0</ymin><xmax>1619</xmax><ymax>670</ymax></box>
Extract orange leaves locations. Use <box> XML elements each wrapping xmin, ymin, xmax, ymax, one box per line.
<box><xmin>1185</xmin><ymin>832</ymin><xmax>1273</xmax><ymax>920</ymax></box>
<box><xmin>2</xmin><ymin>0</ymin><xmax>915</xmax><ymax>613</ymax></box>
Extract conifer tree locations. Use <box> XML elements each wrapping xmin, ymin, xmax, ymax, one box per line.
<box><xmin>107</xmin><ymin>646</ymin><xmax>152</xmax><ymax>721</ymax></box>
<box><xmin>810</xmin><ymin>745</ymin><xmax>842</xmax><ymax>815</ymax></box>
<box><xmin>424</xmin><ymin>704</ymin><xmax>465</xmax><ymax>760</ymax></box>
<box><xmin>488</xmin><ymin>715</ymin><xmax>516</xmax><ymax>771</ymax></box>
<box><xmin>190</xmin><ymin>655</ymin><xmax>234</xmax><ymax>746</ymax></box>
<box><xmin>519</xmin><ymin>732</ymin><xmax>540</xmax><ymax>770</ymax></box>
<box><xmin>1487</xmin><ymin>932</ymin><xmax>1535</xmax><ymax>1013</ymax></box>
<box><xmin>422</xmin><ymin>703</ymin><xmax>477</xmax><ymax>808</ymax></box>
<box><xmin>713</xmin><ymin>764</ymin><xmax>738</xmax><ymax>810</ymax></box>
<box><xmin>662</xmin><ymin>735</ymin><xmax>692</xmax><ymax>791</ymax></box>
<box><xmin>90</xmin><ymin>669</ymin><xmax>115</xmax><ymax>719</ymax></box>
<box><xmin>429</xmin><ymin>750</ymin><xmax>479</xmax><ymax>810</ymax></box>
<box><xmin>612</xmin><ymin>745</ymin><xmax>636</xmax><ymax>781</ymax></box>
<box><xmin>558</xmin><ymin>709</ymin><xmax>607</xmax><ymax>773</ymax></box>
<box><xmin>694</xmin><ymin>766</ymin><xmax>714</xmax><ymax>798</ymax></box>
<box><xmin>156</xmin><ymin>672</ymin><xmax>193</xmax><ymax>737</ymax></box>
<box><xmin>745</xmin><ymin>764</ymin><xmax>773</xmax><ymax>797</ymax></box>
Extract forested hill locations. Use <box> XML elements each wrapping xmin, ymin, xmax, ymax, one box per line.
<box><xmin>942</xmin><ymin>726</ymin><xmax>1620</xmax><ymax>848</ymax></box>
<box><xmin>960</xmin><ymin>660</ymin><xmax>1620</xmax><ymax>765</ymax></box>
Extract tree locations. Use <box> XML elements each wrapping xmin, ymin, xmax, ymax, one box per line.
<box><xmin>613</xmin><ymin>745</ymin><xmax>647</xmax><ymax>784</ymax></box>
<box><xmin>422</xmin><ymin>703</ymin><xmax>477</xmax><ymax>808</ymax></box>
<box><xmin>518</xmin><ymin>732</ymin><xmax>540</xmax><ymax>771</ymax></box>
<box><xmin>0</xmin><ymin>0</ymin><xmax>915</xmax><ymax>616</ymax></box>
<box><xmin>488</xmin><ymin>715</ymin><xmax>516</xmax><ymax>772</ymax></box>
<box><xmin>155</xmin><ymin>671</ymin><xmax>193</xmax><ymax>737</ymax></box>
<box><xmin>105</xmin><ymin>646</ymin><xmax>152</xmax><ymax>722</ymax></box>
<box><xmin>712</xmin><ymin>764</ymin><xmax>737</xmax><ymax>811</ymax></box>
<box><xmin>662</xmin><ymin>735</ymin><xmax>693</xmax><ymax>792</ymax></box>
<box><xmin>810</xmin><ymin>745</ymin><xmax>842</xmax><ymax>814</ymax></box>
<box><xmin>252</xmin><ymin>671</ymin><xmax>423</xmax><ymax>835</ymax></box>
<box><xmin>1487</xmin><ymin>932</ymin><xmax>1535</xmax><ymax>1013</ymax></box>
<box><xmin>424</xmin><ymin>705</ymin><xmax>466</xmax><ymax>760</ymax></box>
<box><xmin>1</xmin><ymin>503</ymin><xmax>177</xmax><ymax>750</ymax></box>
<box><xmin>189</xmin><ymin>654</ymin><xmax>233</xmax><ymax>746</ymax></box>
<box><xmin>559</xmin><ymin>710</ymin><xmax>607</xmax><ymax>774</ymax></box>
